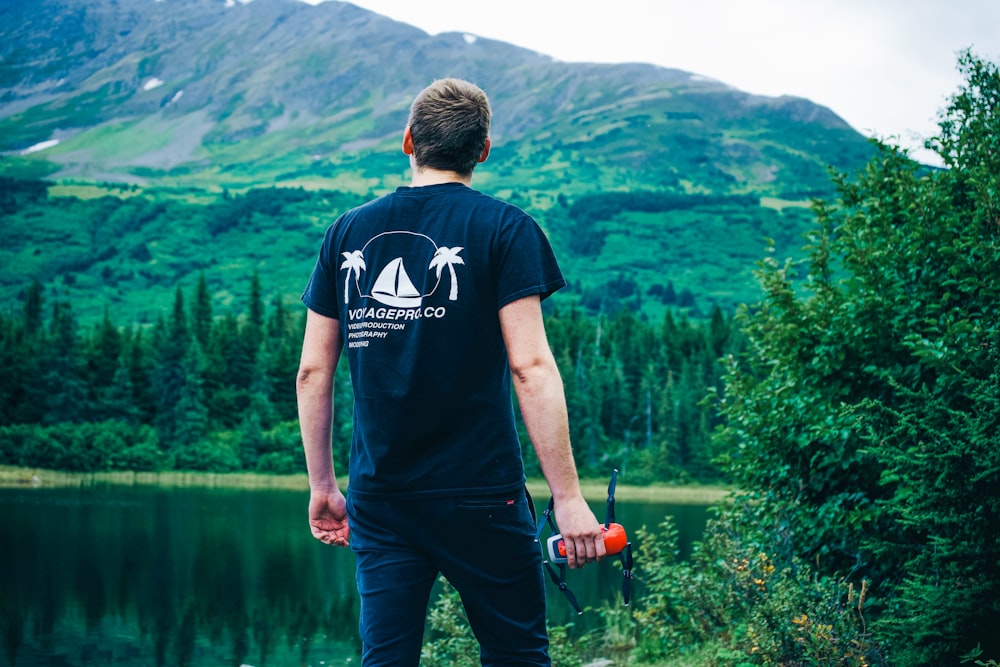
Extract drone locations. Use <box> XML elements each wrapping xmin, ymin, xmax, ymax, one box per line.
<box><xmin>533</xmin><ymin>468</ymin><xmax>635</xmax><ymax>614</ymax></box>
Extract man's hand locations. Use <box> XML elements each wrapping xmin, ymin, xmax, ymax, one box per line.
<box><xmin>309</xmin><ymin>488</ymin><xmax>350</xmax><ymax>547</ymax></box>
<box><xmin>553</xmin><ymin>495</ymin><xmax>606</xmax><ymax>569</ymax></box>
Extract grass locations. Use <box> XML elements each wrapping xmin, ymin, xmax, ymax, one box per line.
<box><xmin>760</xmin><ymin>195</ymin><xmax>815</xmax><ymax>211</ymax></box>
<box><xmin>0</xmin><ymin>464</ymin><xmax>731</xmax><ymax>502</ymax></box>
<box><xmin>568</xmin><ymin>478</ymin><xmax>731</xmax><ymax>504</ymax></box>
<box><xmin>637</xmin><ymin>643</ymin><xmax>725</xmax><ymax>667</ymax></box>
<box><xmin>47</xmin><ymin>182</ymin><xmax>147</xmax><ymax>199</ymax></box>
<box><xmin>0</xmin><ymin>464</ymin><xmax>312</xmax><ymax>490</ymax></box>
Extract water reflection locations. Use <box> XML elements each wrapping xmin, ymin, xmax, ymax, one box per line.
<box><xmin>0</xmin><ymin>486</ymin><xmax>709</xmax><ymax>667</ymax></box>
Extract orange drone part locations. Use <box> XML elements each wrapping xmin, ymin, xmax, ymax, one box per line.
<box><xmin>556</xmin><ymin>522</ymin><xmax>628</xmax><ymax>557</ymax></box>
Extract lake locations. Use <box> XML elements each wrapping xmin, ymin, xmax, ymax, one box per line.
<box><xmin>0</xmin><ymin>484</ymin><xmax>714</xmax><ymax>667</ymax></box>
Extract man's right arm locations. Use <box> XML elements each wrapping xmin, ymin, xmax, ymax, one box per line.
<box><xmin>296</xmin><ymin>308</ymin><xmax>350</xmax><ymax>547</ymax></box>
<box><xmin>499</xmin><ymin>295</ymin><xmax>605</xmax><ymax>568</ymax></box>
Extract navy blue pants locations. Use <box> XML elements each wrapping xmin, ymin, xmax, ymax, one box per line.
<box><xmin>347</xmin><ymin>487</ymin><xmax>549</xmax><ymax>666</ymax></box>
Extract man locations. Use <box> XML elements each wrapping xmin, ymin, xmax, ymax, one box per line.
<box><xmin>297</xmin><ymin>78</ymin><xmax>605</xmax><ymax>667</ymax></box>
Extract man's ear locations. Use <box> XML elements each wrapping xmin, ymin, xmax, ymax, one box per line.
<box><xmin>402</xmin><ymin>126</ymin><xmax>414</xmax><ymax>155</ymax></box>
<box><xmin>477</xmin><ymin>137</ymin><xmax>491</xmax><ymax>163</ymax></box>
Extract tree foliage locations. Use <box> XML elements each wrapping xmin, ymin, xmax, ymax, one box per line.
<box><xmin>716</xmin><ymin>51</ymin><xmax>1000</xmax><ymax>664</ymax></box>
<box><xmin>0</xmin><ymin>177</ymin><xmax>823</xmax><ymax>325</ymax></box>
<box><xmin>0</xmin><ymin>280</ymin><xmax>738</xmax><ymax>483</ymax></box>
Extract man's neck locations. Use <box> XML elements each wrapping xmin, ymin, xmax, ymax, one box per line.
<box><xmin>409</xmin><ymin>165</ymin><xmax>472</xmax><ymax>187</ymax></box>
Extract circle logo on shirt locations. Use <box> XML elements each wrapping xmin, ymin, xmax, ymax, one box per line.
<box><xmin>341</xmin><ymin>231</ymin><xmax>465</xmax><ymax>308</ymax></box>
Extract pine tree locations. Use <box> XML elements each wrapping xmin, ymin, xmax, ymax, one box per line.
<box><xmin>124</xmin><ymin>327</ymin><xmax>156</xmax><ymax>424</ymax></box>
<box><xmin>0</xmin><ymin>313</ymin><xmax>16</xmax><ymax>424</ymax></box>
<box><xmin>172</xmin><ymin>339</ymin><xmax>209</xmax><ymax>448</ymax></box>
<box><xmin>22</xmin><ymin>280</ymin><xmax>43</xmax><ymax>334</ymax></box>
<box><xmin>4</xmin><ymin>283</ymin><xmax>47</xmax><ymax>424</ymax></box>
<box><xmin>100</xmin><ymin>362</ymin><xmax>141</xmax><ymax>424</ymax></box>
<box><xmin>192</xmin><ymin>272</ymin><xmax>213</xmax><ymax>349</ymax></box>
<box><xmin>209</xmin><ymin>312</ymin><xmax>253</xmax><ymax>427</ymax></box>
<box><xmin>43</xmin><ymin>301</ymin><xmax>86</xmax><ymax>424</ymax></box>
<box><xmin>86</xmin><ymin>307</ymin><xmax>123</xmax><ymax>407</ymax></box>
<box><xmin>243</xmin><ymin>270</ymin><xmax>265</xmax><ymax>354</ymax></box>
<box><xmin>153</xmin><ymin>288</ymin><xmax>192</xmax><ymax>446</ymax></box>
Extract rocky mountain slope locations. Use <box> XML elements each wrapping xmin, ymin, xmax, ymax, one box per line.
<box><xmin>1</xmin><ymin>0</ymin><xmax>871</xmax><ymax>197</ymax></box>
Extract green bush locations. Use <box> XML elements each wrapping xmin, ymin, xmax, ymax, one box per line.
<box><xmin>0</xmin><ymin>420</ymin><xmax>165</xmax><ymax>472</ymax></box>
<box><xmin>172</xmin><ymin>438</ymin><xmax>241</xmax><ymax>472</ymax></box>
<box><xmin>254</xmin><ymin>421</ymin><xmax>305</xmax><ymax>474</ymax></box>
<box><xmin>16</xmin><ymin>426</ymin><xmax>56</xmax><ymax>468</ymax></box>
<box><xmin>420</xmin><ymin>578</ymin><xmax>583</xmax><ymax>667</ymax></box>
<box><xmin>108</xmin><ymin>422</ymin><xmax>164</xmax><ymax>471</ymax></box>
<box><xmin>629</xmin><ymin>513</ymin><xmax>885</xmax><ymax>666</ymax></box>
<box><xmin>254</xmin><ymin>451</ymin><xmax>298</xmax><ymax>474</ymax></box>
<box><xmin>713</xmin><ymin>51</ymin><xmax>1000</xmax><ymax>663</ymax></box>
<box><xmin>0</xmin><ymin>423</ymin><xmax>34</xmax><ymax>465</ymax></box>
<box><xmin>420</xmin><ymin>580</ymin><xmax>480</xmax><ymax>667</ymax></box>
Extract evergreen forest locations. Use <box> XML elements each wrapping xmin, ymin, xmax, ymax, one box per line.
<box><xmin>0</xmin><ymin>272</ymin><xmax>739</xmax><ymax>484</ymax></box>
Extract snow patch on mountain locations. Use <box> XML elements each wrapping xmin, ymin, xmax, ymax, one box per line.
<box><xmin>22</xmin><ymin>139</ymin><xmax>60</xmax><ymax>155</ymax></box>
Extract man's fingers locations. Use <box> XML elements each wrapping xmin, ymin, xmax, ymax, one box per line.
<box><xmin>313</xmin><ymin>529</ymin><xmax>348</xmax><ymax>547</ymax></box>
<box><xmin>310</xmin><ymin>522</ymin><xmax>350</xmax><ymax>546</ymax></box>
<box><xmin>566</xmin><ymin>534</ymin><xmax>607</xmax><ymax>568</ymax></box>
<box><xmin>562</xmin><ymin>540</ymin><xmax>575</xmax><ymax>567</ymax></box>
<box><xmin>577</xmin><ymin>541</ymin><xmax>593</xmax><ymax>568</ymax></box>
<box><xmin>565</xmin><ymin>539</ymin><xmax>588</xmax><ymax>569</ymax></box>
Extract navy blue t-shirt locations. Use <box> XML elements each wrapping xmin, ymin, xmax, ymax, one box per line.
<box><xmin>302</xmin><ymin>182</ymin><xmax>566</xmax><ymax>498</ymax></box>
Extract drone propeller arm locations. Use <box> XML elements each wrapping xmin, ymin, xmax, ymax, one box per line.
<box><xmin>534</xmin><ymin>498</ymin><xmax>555</xmax><ymax>543</ymax></box>
<box><xmin>605</xmin><ymin>468</ymin><xmax>619</xmax><ymax>529</ymax></box>
<box><xmin>619</xmin><ymin>542</ymin><xmax>634</xmax><ymax>606</ymax></box>
<box><xmin>543</xmin><ymin>561</ymin><xmax>583</xmax><ymax>615</ymax></box>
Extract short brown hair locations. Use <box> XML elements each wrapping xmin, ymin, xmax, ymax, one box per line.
<box><xmin>407</xmin><ymin>78</ymin><xmax>491</xmax><ymax>176</ymax></box>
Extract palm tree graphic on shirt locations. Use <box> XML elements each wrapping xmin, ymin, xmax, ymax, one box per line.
<box><xmin>428</xmin><ymin>247</ymin><xmax>465</xmax><ymax>301</ymax></box>
<box><xmin>339</xmin><ymin>234</ymin><xmax>465</xmax><ymax>306</ymax></box>
<box><xmin>340</xmin><ymin>250</ymin><xmax>366</xmax><ymax>303</ymax></box>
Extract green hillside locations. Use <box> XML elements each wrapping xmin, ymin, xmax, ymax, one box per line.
<box><xmin>0</xmin><ymin>178</ymin><xmax>822</xmax><ymax>323</ymax></box>
<box><xmin>0</xmin><ymin>0</ymin><xmax>877</xmax><ymax>321</ymax></box>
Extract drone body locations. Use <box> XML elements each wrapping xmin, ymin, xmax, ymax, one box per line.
<box><xmin>534</xmin><ymin>469</ymin><xmax>635</xmax><ymax>613</ymax></box>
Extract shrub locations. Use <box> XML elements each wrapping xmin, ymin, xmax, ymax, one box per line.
<box><xmin>1</xmin><ymin>421</ymin><xmax>166</xmax><ymax>472</ymax></box>
<box><xmin>110</xmin><ymin>423</ymin><xmax>164</xmax><ymax>471</ymax></box>
<box><xmin>0</xmin><ymin>423</ymin><xmax>34</xmax><ymax>465</ymax></box>
<box><xmin>420</xmin><ymin>578</ymin><xmax>583</xmax><ymax>667</ymax></box>
<box><xmin>628</xmin><ymin>513</ymin><xmax>886</xmax><ymax>666</ymax></box>
<box><xmin>254</xmin><ymin>421</ymin><xmax>305</xmax><ymax>474</ymax></box>
<box><xmin>713</xmin><ymin>51</ymin><xmax>1000</xmax><ymax>663</ymax></box>
<box><xmin>420</xmin><ymin>580</ymin><xmax>479</xmax><ymax>667</ymax></box>
<box><xmin>172</xmin><ymin>438</ymin><xmax>241</xmax><ymax>472</ymax></box>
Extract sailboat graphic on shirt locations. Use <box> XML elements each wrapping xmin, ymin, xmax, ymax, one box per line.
<box><xmin>371</xmin><ymin>257</ymin><xmax>422</xmax><ymax>307</ymax></box>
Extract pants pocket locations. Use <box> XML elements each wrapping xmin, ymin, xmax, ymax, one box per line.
<box><xmin>456</xmin><ymin>495</ymin><xmax>521</xmax><ymax>511</ymax></box>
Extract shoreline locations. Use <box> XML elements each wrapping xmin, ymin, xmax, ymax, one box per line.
<box><xmin>0</xmin><ymin>465</ymin><xmax>732</xmax><ymax>504</ymax></box>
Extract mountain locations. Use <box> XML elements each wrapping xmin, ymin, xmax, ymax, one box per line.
<box><xmin>0</xmin><ymin>0</ymin><xmax>870</xmax><ymax>194</ymax></box>
<box><xmin>0</xmin><ymin>0</ymin><xmax>875</xmax><ymax>320</ymax></box>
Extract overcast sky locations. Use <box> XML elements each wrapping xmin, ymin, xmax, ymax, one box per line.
<box><xmin>313</xmin><ymin>0</ymin><xmax>1000</xmax><ymax>166</ymax></box>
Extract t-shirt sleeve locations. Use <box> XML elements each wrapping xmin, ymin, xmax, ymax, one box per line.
<box><xmin>494</xmin><ymin>212</ymin><xmax>567</xmax><ymax>310</ymax></box>
<box><xmin>301</xmin><ymin>222</ymin><xmax>343</xmax><ymax>319</ymax></box>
